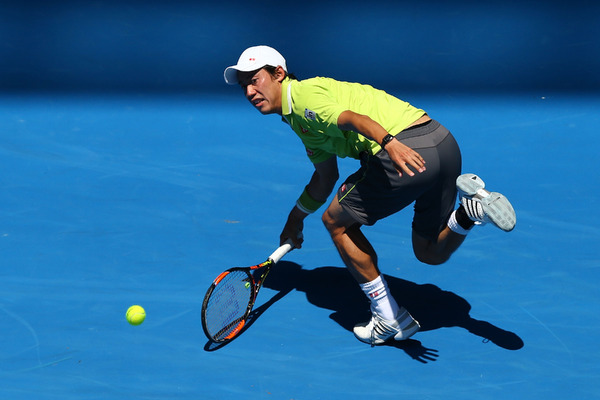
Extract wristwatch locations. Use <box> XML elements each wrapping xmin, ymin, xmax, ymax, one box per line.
<box><xmin>380</xmin><ymin>134</ymin><xmax>395</xmax><ymax>149</ymax></box>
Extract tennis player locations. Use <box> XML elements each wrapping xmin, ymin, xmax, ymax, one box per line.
<box><xmin>224</xmin><ymin>46</ymin><xmax>516</xmax><ymax>346</ymax></box>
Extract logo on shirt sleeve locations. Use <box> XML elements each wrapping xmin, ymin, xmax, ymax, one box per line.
<box><xmin>304</xmin><ymin>108</ymin><xmax>316</xmax><ymax>121</ymax></box>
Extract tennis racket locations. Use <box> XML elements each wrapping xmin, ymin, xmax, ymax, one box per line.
<box><xmin>201</xmin><ymin>239</ymin><xmax>295</xmax><ymax>343</ymax></box>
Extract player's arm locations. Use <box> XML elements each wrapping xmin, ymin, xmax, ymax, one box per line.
<box><xmin>280</xmin><ymin>155</ymin><xmax>339</xmax><ymax>248</ymax></box>
<box><xmin>337</xmin><ymin>110</ymin><xmax>426</xmax><ymax>177</ymax></box>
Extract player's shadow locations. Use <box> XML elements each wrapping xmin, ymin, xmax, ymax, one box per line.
<box><xmin>261</xmin><ymin>261</ymin><xmax>523</xmax><ymax>362</ymax></box>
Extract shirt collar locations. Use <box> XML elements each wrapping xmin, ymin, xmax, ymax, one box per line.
<box><xmin>281</xmin><ymin>77</ymin><xmax>293</xmax><ymax>116</ymax></box>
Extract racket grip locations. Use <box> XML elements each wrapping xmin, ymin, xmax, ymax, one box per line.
<box><xmin>268</xmin><ymin>239</ymin><xmax>295</xmax><ymax>264</ymax></box>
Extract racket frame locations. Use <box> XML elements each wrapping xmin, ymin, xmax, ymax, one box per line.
<box><xmin>201</xmin><ymin>241</ymin><xmax>294</xmax><ymax>343</ymax></box>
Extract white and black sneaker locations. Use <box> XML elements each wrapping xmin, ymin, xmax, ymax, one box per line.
<box><xmin>353</xmin><ymin>307</ymin><xmax>420</xmax><ymax>346</ymax></box>
<box><xmin>457</xmin><ymin>173</ymin><xmax>516</xmax><ymax>232</ymax></box>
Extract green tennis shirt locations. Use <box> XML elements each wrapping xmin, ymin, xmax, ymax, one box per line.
<box><xmin>281</xmin><ymin>76</ymin><xmax>426</xmax><ymax>164</ymax></box>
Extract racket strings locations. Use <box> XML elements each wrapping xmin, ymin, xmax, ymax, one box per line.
<box><xmin>203</xmin><ymin>270</ymin><xmax>254</xmax><ymax>341</ymax></box>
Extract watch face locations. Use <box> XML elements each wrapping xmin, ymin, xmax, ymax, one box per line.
<box><xmin>382</xmin><ymin>134</ymin><xmax>395</xmax><ymax>147</ymax></box>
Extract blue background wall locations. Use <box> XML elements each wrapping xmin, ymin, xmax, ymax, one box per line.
<box><xmin>2</xmin><ymin>0</ymin><xmax>599</xmax><ymax>93</ymax></box>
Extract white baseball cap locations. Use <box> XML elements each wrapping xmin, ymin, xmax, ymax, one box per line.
<box><xmin>224</xmin><ymin>45</ymin><xmax>287</xmax><ymax>85</ymax></box>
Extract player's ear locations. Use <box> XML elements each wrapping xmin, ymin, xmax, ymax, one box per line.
<box><xmin>274</xmin><ymin>65</ymin><xmax>286</xmax><ymax>82</ymax></box>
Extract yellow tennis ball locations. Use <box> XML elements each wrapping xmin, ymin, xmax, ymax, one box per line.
<box><xmin>126</xmin><ymin>305</ymin><xmax>146</xmax><ymax>326</ymax></box>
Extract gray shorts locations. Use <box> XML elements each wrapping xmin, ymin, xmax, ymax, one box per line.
<box><xmin>337</xmin><ymin>120</ymin><xmax>461</xmax><ymax>241</ymax></box>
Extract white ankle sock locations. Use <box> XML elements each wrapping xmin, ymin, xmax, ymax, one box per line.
<box><xmin>447</xmin><ymin>210</ymin><xmax>471</xmax><ymax>236</ymax></box>
<box><xmin>359</xmin><ymin>275</ymin><xmax>400</xmax><ymax>321</ymax></box>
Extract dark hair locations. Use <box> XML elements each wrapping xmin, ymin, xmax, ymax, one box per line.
<box><xmin>264</xmin><ymin>65</ymin><xmax>297</xmax><ymax>81</ymax></box>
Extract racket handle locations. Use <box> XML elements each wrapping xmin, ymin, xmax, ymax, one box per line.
<box><xmin>268</xmin><ymin>238</ymin><xmax>295</xmax><ymax>264</ymax></box>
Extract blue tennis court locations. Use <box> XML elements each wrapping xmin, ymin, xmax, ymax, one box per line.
<box><xmin>2</xmin><ymin>2</ymin><xmax>599</xmax><ymax>399</ymax></box>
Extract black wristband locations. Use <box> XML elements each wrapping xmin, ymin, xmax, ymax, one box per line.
<box><xmin>380</xmin><ymin>134</ymin><xmax>395</xmax><ymax>149</ymax></box>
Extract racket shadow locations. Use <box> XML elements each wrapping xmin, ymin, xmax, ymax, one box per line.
<box><xmin>262</xmin><ymin>261</ymin><xmax>523</xmax><ymax>360</ymax></box>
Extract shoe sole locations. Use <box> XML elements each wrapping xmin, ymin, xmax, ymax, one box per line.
<box><xmin>457</xmin><ymin>174</ymin><xmax>516</xmax><ymax>232</ymax></box>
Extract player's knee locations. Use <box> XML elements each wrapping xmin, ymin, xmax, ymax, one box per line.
<box><xmin>413</xmin><ymin>248</ymin><xmax>449</xmax><ymax>266</ymax></box>
<box><xmin>321</xmin><ymin>208</ymin><xmax>343</xmax><ymax>236</ymax></box>
<box><xmin>321</xmin><ymin>209</ymin><xmax>335</xmax><ymax>232</ymax></box>
<box><xmin>412</xmin><ymin>232</ymin><xmax>451</xmax><ymax>265</ymax></box>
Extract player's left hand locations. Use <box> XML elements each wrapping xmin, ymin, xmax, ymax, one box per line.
<box><xmin>384</xmin><ymin>139</ymin><xmax>426</xmax><ymax>177</ymax></box>
<box><xmin>280</xmin><ymin>210</ymin><xmax>305</xmax><ymax>249</ymax></box>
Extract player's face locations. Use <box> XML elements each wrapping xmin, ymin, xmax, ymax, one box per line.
<box><xmin>238</xmin><ymin>68</ymin><xmax>284</xmax><ymax>115</ymax></box>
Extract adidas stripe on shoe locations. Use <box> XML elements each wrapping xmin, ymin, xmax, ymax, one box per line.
<box><xmin>353</xmin><ymin>307</ymin><xmax>420</xmax><ymax>346</ymax></box>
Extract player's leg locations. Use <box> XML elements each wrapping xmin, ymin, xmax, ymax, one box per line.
<box><xmin>412</xmin><ymin>135</ymin><xmax>516</xmax><ymax>264</ymax></box>
<box><xmin>413</xmin><ymin>175</ymin><xmax>516</xmax><ymax>264</ymax></box>
<box><xmin>411</xmin><ymin>226</ymin><xmax>467</xmax><ymax>265</ymax></box>
<box><xmin>322</xmin><ymin>196</ymin><xmax>420</xmax><ymax>346</ymax></box>
<box><xmin>410</xmin><ymin>127</ymin><xmax>465</xmax><ymax>264</ymax></box>
<box><xmin>321</xmin><ymin>199</ymin><xmax>379</xmax><ymax>284</ymax></box>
